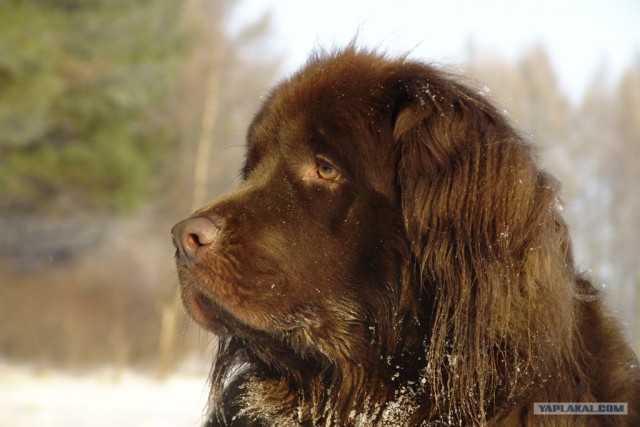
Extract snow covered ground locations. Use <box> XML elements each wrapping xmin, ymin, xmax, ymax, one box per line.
<box><xmin>0</xmin><ymin>362</ymin><xmax>211</xmax><ymax>427</ymax></box>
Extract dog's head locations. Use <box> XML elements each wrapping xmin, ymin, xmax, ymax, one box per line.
<box><xmin>172</xmin><ymin>48</ymin><xmax>416</xmax><ymax>363</ymax></box>
<box><xmin>172</xmin><ymin>47</ymin><xmax>577</xmax><ymax>421</ymax></box>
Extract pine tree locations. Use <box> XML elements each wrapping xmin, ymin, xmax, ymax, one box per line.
<box><xmin>0</xmin><ymin>0</ymin><xmax>189</xmax><ymax>213</ymax></box>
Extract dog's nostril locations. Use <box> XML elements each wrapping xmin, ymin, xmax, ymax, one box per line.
<box><xmin>185</xmin><ymin>233</ymin><xmax>204</xmax><ymax>250</ymax></box>
<box><xmin>171</xmin><ymin>216</ymin><xmax>221</xmax><ymax>266</ymax></box>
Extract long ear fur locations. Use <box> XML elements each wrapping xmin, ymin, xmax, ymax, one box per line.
<box><xmin>394</xmin><ymin>74</ymin><xmax>583</xmax><ymax>422</ymax></box>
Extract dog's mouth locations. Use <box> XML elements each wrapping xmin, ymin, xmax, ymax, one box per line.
<box><xmin>184</xmin><ymin>291</ymin><xmax>234</xmax><ymax>335</ymax></box>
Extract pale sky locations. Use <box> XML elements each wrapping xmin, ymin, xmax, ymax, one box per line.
<box><xmin>230</xmin><ymin>0</ymin><xmax>639</xmax><ymax>101</ymax></box>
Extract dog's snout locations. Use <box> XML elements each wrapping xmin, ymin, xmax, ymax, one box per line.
<box><xmin>171</xmin><ymin>216</ymin><xmax>221</xmax><ymax>267</ymax></box>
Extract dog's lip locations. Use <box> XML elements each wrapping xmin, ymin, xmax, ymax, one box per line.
<box><xmin>185</xmin><ymin>291</ymin><xmax>233</xmax><ymax>335</ymax></box>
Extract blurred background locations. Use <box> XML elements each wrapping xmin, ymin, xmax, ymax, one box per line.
<box><xmin>0</xmin><ymin>0</ymin><xmax>638</xmax><ymax>425</ymax></box>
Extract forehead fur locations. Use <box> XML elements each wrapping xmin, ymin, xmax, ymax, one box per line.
<box><xmin>282</xmin><ymin>49</ymin><xmax>401</xmax><ymax>109</ymax></box>
<box><xmin>252</xmin><ymin>49</ymin><xmax>408</xmax><ymax>134</ymax></box>
<box><xmin>244</xmin><ymin>48</ymin><xmax>423</xmax><ymax>188</ymax></box>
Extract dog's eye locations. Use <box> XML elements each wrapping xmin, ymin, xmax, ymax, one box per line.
<box><xmin>317</xmin><ymin>161</ymin><xmax>340</xmax><ymax>181</ymax></box>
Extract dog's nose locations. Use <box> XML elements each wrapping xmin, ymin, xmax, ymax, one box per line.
<box><xmin>171</xmin><ymin>217</ymin><xmax>221</xmax><ymax>267</ymax></box>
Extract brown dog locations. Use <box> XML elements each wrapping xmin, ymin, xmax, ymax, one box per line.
<box><xmin>172</xmin><ymin>46</ymin><xmax>640</xmax><ymax>426</ymax></box>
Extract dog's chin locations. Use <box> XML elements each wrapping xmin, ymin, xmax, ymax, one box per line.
<box><xmin>183</xmin><ymin>291</ymin><xmax>235</xmax><ymax>336</ymax></box>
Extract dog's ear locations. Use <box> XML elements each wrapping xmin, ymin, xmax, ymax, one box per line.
<box><xmin>392</xmin><ymin>75</ymin><xmax>563</xmax><ymax>279</ymax></box>
<box><xmin>393</xmin><ymin>76</ymin><xmax>522</xmax><ymax>263</ymax></box>
<box><xmin>392</xmin><ymin>74</ymin><xmax>579</xmax><ymax>419</ymax></box>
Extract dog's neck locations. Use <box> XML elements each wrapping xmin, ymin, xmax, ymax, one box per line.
<box><xmin>227</xmin><ymin>338</ymin><xmax>426</xmax><ymax>425</ymax></box>
<box><xmin>234</xmin><ymin>367</ymin><xmax>405</xmax><ymax>424</ymax></box>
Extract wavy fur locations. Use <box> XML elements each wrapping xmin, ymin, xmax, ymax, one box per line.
<box><xmin>173</xmin><ymin>47</ymin><xmax>640</xmax><ymax>426</ymax></box>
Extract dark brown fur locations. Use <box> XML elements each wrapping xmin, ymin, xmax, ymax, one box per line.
<box><xmin>172</xmin><ymin>47</ymin><xmax>640</xmax><ymax>426</ymax></box>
